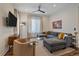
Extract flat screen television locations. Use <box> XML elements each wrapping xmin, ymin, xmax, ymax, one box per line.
<box><xmin>6</xmin><ymin>11</ymin><xmax>17</xmax><ymax>27</ymax></box>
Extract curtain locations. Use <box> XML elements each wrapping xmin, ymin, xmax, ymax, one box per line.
<box><xmin>17</xmin><ymin>12</ymin><xmax>28</xmax><ymax>38</ymax></box>
<box><xmin>27</xmin><ymin>14</ymin><xmax>32</xmax><ymax>38</ymax></box>
<box><xmin>40</xmin><ymin>16</ymin><xmax>49</xmax><ymax>32</ymax></box>
<box><xmin>16</xmin><ymin>11</ymin><xmax>20</xmax><ymax>36</ymax></box>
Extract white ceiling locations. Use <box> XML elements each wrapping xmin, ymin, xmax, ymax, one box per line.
<box><xmin>13</xmin><ymin>3</ymin><xmax>79</xmax><ymax>16</ymax></box>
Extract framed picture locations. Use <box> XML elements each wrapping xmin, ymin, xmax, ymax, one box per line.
<box><xmin>52</xmin><ymin>20</ymin><xmax>62</xmax><ymax>29</ymax></box>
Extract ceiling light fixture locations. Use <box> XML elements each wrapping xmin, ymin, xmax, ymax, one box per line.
<box><xmin>53</xmin><ymin>4</ymin><xmax>56</xmax><ymax>7</ymax></box>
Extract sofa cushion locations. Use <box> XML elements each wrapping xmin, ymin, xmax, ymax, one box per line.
<box><xmin>44</xmin><ymin>37</ymin><xmax>65</xmax><ymax>46</ymax></box>
<box><xmin>50</xmin><ymin>32</ymin><xmax>59</xmax><ymax>36</ymax></box>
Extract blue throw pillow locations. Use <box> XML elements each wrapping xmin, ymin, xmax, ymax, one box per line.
<box><xmin>47</xmin><ymin>35</ymin><xmax>55</xmax><ymax>38</ymax></box>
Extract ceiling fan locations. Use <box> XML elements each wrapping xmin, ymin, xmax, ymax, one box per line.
<box><xmin>33</xmin><ymin>4</ymin><xmax>46</xmax><ymax>13</ymax></box>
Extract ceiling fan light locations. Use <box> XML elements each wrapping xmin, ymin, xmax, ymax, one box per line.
<box><xmin>53</xmin><ymin>4</ymin><xmax>56</xmax><ymax>7</ymax></box>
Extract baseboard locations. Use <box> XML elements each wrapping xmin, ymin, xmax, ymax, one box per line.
<box><xmin>0</xmin><ymin>47</ymin><xmax>9</xmax><ymax>56</ymax></box>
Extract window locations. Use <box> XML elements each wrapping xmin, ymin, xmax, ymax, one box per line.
<box><xmin>32</xmin><ymin>16</ymin><xmax>40</xmax><ymax>33</ymax></box>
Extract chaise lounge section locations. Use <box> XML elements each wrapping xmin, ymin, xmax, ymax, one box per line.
<box><xmin>43</xmin><ymin>32</ymin><xmax>73</xmax><ymax>53</ymax></box>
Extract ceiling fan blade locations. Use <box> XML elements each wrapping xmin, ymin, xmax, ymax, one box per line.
<box><xmin>33</xmin><ymin>4</ymin><xmax>46</xmax><ymax>13</ymax></box>
<box><xmin>38</xmin><ymin>5</ymin><xmax>40</xmax><ymax>10</ymax></box>
<box><xmin>39</xmin><ymin>10</ymin><xmax>45</xmax><ymax>13</ymax></box>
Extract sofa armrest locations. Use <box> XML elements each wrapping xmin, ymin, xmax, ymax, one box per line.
<box><xmin>64</xmin><ymin>36</ymin><xmax>73</xmax><ymax>47</ymax></box>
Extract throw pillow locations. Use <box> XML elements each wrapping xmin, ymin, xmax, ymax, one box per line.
<box><xmin>58</xmin><ymin>32</ymin><xmax>64</xmax><ymax>39</ymax></box>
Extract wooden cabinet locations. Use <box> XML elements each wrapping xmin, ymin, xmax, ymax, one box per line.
<box><xmin>8</xmin><ymin>35</ymin><xmax>19</xmax><ymax>48</ymax></box>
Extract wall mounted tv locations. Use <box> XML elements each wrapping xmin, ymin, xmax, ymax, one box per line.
<box><xmin>6</xmin><ymin>11</ymin><xmax>17</xmax><ymax>27</ymax></box>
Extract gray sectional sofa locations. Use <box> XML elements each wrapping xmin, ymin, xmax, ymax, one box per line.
<box><xmin>43</xmin><ymin>32</ymin><xmax>73</xmax><ymax>53</ymax></box>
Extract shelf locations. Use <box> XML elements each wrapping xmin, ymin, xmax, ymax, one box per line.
<box><xmin>72</xmin><ymin>42</ymin><xmax>76</xmax><ymax>45</ymax></box>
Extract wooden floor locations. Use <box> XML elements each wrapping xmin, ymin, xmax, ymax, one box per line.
<box><xmin>5</xmin><ymin>47</ymin><xmax>13</xmax><ymax>56</ymax></box>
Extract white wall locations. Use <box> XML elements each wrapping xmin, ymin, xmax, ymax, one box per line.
<box><xmin>76</xmin><ymin>7</ymin><xmax>79</xmax><ymax>48</ymax></box>
<box><xmin>0</xmin><ymin>4</ymin><xmax>14</xmax><ymax>55</ymax></box>
<box><xmin>49</xmin><ymin>6</ymin><xmax>78</xmax><ymax>33</ymax></box>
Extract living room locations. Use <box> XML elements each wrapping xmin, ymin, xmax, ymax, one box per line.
<box><xmin>0</xmin><ymin>3</ymin><xmax>79</xmax><ymax>56</ymax></box>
